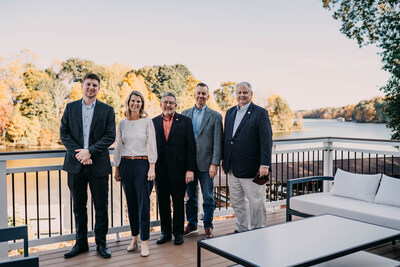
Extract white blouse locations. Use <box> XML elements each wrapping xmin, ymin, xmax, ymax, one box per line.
<box><xmin>113</xmin><ymin>118</ymin><xmax>157</xmax><ymax>166</ymax></box>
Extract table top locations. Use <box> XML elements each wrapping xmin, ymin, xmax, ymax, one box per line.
<box><xmin>199</xmin><ymin>214</ymin><xmax>400</xmax><ymax>267</ymax></box>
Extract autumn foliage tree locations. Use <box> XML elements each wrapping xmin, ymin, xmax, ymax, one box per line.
<box><xmin>0</xmin><ymin>78</ymin><xmax>12</xmax><ymax>145</ymax></box>
<box><xmin>0</xmin><ymin>50</ymin><xmax>296</xmax><ymax>147</ymax></box>
<box><xmin>301</xmin><ymin>96</ymin><xmax>387</xmax><ymax>123</ymax></box>
<box><xmin>264</xmin><ymin>94</ymin><xmax>295</xmax><ymax>132</ymax></box>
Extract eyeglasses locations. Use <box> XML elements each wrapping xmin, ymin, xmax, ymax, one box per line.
<box><xmin>162</xmin><ymin>101</ymin><xmax>176</xmax><ymax>105</ymax></box>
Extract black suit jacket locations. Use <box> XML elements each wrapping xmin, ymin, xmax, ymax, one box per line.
<box><xmin>223</xmin><ymin>102</ymin><xmax>273</xmax><ymax>178</ymax></box>
<box><xmin>153</xmin><ymin>113</ymin><xmax>196</xmax><ymax>181</ymax></box>
<box><xmin>60</xmin><ymin>99</ymin><xmax>116</xmax><ymax>177</ymax></box>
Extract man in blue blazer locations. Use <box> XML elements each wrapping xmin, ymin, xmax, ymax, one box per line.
<box><xmin>223</xmin><ymin>81</ymin><xmax>273</xmax><ymax>232</ymax></box>
<box><xmin>182</xmin><ymin>83</ymin><xmax>223</xmax><ymax>239</ymax></box>
<box><xmin>60</xmin><ymin>73</ymin><xmax>116</xmax><ymax>259</ymax></box>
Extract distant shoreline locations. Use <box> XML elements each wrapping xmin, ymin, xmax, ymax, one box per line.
<box><xmin>301</xmin><ymin>118</ymin><xmax>387</xmax><ymax>124</ymax></box>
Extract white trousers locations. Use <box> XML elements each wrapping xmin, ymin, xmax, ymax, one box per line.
<box><xmin>228</xmin><ymin>170</ymin><xmax>267</xmax><ymax>232</ymax></box>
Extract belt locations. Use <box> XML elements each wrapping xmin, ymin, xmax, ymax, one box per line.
<box><xmin>122</xmin><ymin>156</ymin><xmax>148</xmax><ymax>160</ymax></box>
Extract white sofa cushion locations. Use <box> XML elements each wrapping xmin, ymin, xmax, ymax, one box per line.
<box><xmin>330</xmin><ymin>169</ymin><xmax>381</xmax><ymax>202</ymax></box>
<box><xmin>375</xmin><ymin>174</ymin><xmax>400</xmax><ymax>207</ymax></box>
<box><xmin>290</xmin><ymin>193</ymin><xmax>400</xmax><ymax>230</ymax></box>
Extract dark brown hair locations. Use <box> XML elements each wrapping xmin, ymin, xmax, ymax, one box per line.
<box><xmin>83</xmin><ymin>73</ymin><xmax>101</xmax><ymax>84</ymax></box>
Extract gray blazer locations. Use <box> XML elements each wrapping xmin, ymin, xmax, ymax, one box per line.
<box><xmin>182</xmin><ymin>106</ymin><xmax>223</xmax><ymax>172</ymax></box>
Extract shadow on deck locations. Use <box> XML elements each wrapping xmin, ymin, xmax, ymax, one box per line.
<box><xmin>35</xmin><ymin>209</ymin><xmax>400</xmax><ymax>266</ymax></box>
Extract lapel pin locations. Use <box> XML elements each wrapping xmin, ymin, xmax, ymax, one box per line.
<box><xmin>248</xmin><ymin>111</ymin><xmax>251</xmax><ymax>114</ymax></box>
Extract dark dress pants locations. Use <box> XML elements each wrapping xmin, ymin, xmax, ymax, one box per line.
<box><xmin>119</xmin><ymin>158</ymin><xmax>154</xmax><ymax>241</ymax></box>
<box><xmin>155</xmin><ymin>167</ymin><xmax>186</xmax><ymax>236</ymax></box>
<box><xmin>68</xmin><ymin>166</ymin><xmax>109</xmax><ymax>246</ymax></box>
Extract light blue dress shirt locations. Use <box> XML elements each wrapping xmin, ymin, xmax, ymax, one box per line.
<box><xmin>232</xmin><ymin>101</ymin><xmax>251</xmax><ymax>137</ymax></box>
<box><xmin>82</xmin><ymin>99</ymin><xmax>96</xmax><ymax>149</ymax></box>
<box><xmin>192</xmin><ymin>105</ymin><xmax>206</xmax><ymax>141</ymax></box>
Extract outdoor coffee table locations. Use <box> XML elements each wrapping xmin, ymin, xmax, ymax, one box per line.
<box><xmin>197</xmin><ymin>214</ymin><xmax>400</xmax><ymax>267</ymax></box>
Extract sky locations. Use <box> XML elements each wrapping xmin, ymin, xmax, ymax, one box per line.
<box><xmin>0</xmin><ymin>0</ymin><xmax>389</xmax><ymax>110</ymax></box>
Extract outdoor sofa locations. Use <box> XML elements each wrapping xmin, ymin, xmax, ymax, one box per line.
<box><xmin>286</xmin><ymin>168</ymin><xmax>400</xmax><ymax>231</ymax></box>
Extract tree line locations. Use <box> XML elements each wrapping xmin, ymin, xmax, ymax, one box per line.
<box><xmin>299</xmin><ymin>96</ymin><xmax>388</xmax><ymax>123</ymax></box>
<box><xmin>0</xmin><ymin>50</ymin><xmax>299</xmax><ymax>148</ymax></box>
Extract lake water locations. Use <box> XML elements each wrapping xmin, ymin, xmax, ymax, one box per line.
<box><xmin>274</xmin><ymin>119</ymin><xmax>392</xmax><ymax>140</ymax></box>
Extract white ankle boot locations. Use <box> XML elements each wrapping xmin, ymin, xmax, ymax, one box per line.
<box><xmin>141</xmin><ymin>240</ymin><xmax>149</xmax><ymax>257</ymax></box>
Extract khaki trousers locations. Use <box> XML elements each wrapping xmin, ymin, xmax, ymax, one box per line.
<box><xmin>228</xmin><ymin>170</ymin><xmax>267</xmax><ymax>232</ymax></box>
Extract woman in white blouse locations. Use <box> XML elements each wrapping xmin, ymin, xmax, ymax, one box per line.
<box><xmin>114</xmin><ymin>91</ymin><xmax>157</xmax><ymax>257</ymax></box>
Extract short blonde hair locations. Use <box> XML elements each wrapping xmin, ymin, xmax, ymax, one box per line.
<box><xmin>124</xmin><ymin>91</ymin><xmax>148</xmax><ymax>119</ymax></box>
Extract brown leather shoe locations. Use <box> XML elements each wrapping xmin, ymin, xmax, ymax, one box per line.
<box><xmin>183</xmin><ymin>225</ymin><xmax>198</xmax><ymax>236</ymax></box>
<box><xmin>204</xmin><ymin>227</ymin><xmax>215</xmax><ymax>239</ymax></box>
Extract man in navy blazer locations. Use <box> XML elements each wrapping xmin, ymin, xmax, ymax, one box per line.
<box><xmin>223</xmin><ymin>81</ymin><xmax>273</xmax><ymax>232</ymax></box>
<box><xmin>60</xmin><ymin>73</ymin><xmax>116</xmax><ymax>259</ymax></box>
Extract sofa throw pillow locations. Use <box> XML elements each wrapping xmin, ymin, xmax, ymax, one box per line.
<box><xmin>330</xmin><ymin>168</ymin><xmax>382</xmax><ymax>202</ymax></box>
<box><xmin>374</xmin><ymin>174</ymin><xmax>400</xmax><ymax>207</ymax></box>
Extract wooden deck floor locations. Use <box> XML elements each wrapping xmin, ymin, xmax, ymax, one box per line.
<box><xmin>36</xmin><ymin>209</ymin><xmax>400</xmax><ymax>266</ymax></box>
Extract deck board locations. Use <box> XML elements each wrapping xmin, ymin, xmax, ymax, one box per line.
<box><xmin>36</xmin><ymin>209</ymin><xmax>400</xmax><ymax>266</ymax></box>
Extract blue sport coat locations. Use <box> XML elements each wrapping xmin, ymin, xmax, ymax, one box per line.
<box><xmin>222</xmin><ymin>102</ymin><xmax>273</xmax><ymax>178</ymax></box>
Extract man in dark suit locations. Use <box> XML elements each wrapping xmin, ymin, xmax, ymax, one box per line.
<box><xmin>182</xmin><ymin>83</ymin><xmax>223</xmax><ymax>239</ymax></box>
<box><xmin>223</xmin><ymin>81</ymin><xmax>273</xmax><ymax>232</ymax></box>
<box><xmin>153</xmin><ymin>92</ymin><xmax>196</xmax><ymax>245</ymax></box>
<box><xmin>60</xmin><ymin>73</ymin><xmax>116</xmax><ymax>259</ymax></box>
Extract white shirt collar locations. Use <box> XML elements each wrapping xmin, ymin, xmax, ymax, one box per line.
<box><xmin>237</xmin><ymin>101</ymin><xmax>251</xmax><ymax>111</ymax></box>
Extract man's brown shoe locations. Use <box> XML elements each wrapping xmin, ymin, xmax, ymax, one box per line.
<box><xmin>183</xmin><ymin>225</ymin><xmax>198</xmax><ymax>236</ymax></box>
<box><xmin>204</xmin><ymin>227</ymin><xmax>215</xmax><ymax>239</ymax></box>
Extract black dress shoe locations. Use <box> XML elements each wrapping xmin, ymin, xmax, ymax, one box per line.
<box><xmin>64</xmin><ymin>243</ymin><xmax>89</xmax><ymax>259</ymax></box>
<box><xmin>174</xmin><ymin>234</ymin><xmax>184</xmax><ymax>245</ymax></box>
<box><xmin>96</xmin><ymin>244</ymin><xmax>111</xmax><ymax>258</ymax></box>
<box><xmin>156</xmin><ymin>233</ymin><xmax>172</xmax><ymax>244</ymax></box>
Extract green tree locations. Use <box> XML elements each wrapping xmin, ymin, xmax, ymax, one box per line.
<box><xmin>135</xmin><ymin>64</ymin><xmax>192</xmax><ymax>98</ymax></box>
<box><xmin>322</xmin><ymin>0</ymin><xmax>400</xmax><ymax>138</ymax></box>
<box><xmin>213</xmin><ymin>81</ymin><xmax>237</xmax><ymax>112</ymax></box>
<box><xmin>60</xmin><ymin>58</ymin><xmax>95</xmax><ymax>83</ymax></box>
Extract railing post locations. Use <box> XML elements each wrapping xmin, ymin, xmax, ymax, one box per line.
<box><xmin>0</xmin><ymin>160</ymin><xmax>9</xmax><ymax>259</ymax></box>
<box><xmin>323</xmin><ymin>141</ymin><xmax>333</xmax><ymax>192</ymax></box>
